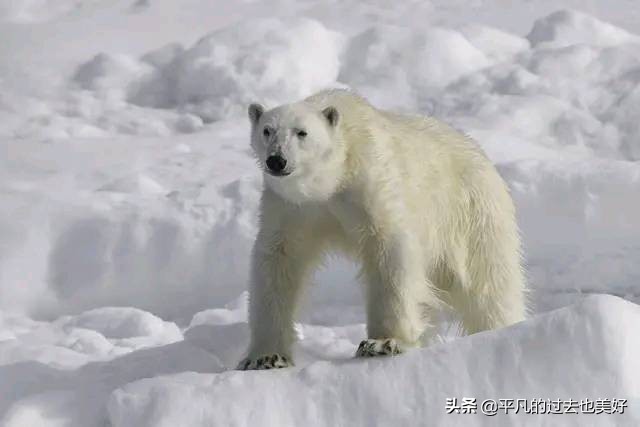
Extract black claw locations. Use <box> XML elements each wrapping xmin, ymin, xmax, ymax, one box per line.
<box><xmin>356</xmin><ymin>339</ymin><xmax>401</xmax><ymax>358</ymax></box>
<box><xmin>238</xmin><ymin>353</ymin><xmax>292</xmax><ymax>370</ymax></box>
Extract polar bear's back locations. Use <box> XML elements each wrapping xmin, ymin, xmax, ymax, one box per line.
<box><xmin>303</xmin><ymin>89</ymin><xmax>483</xmax><ymax>159</ymax></box>
<box><xmin>303</xmin><ymin>89</ymin><xmax>496</xmax><ymax>194</ymax></box>
<box><xmin>303</xmin><ymin>89</ymin><xmax>516</xmax><ymax>259</ymax></box>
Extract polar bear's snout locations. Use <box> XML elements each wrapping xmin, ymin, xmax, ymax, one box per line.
<box><xmin>265</xmin><ymin>154</ymin><xmax>290</xmax><ymax>176</ymax></box>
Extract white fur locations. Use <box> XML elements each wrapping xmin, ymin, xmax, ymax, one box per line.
<box><xmin>244</xmin><ymin>89</ymin><xmax>527</xmax><ymax>361</ymax></box>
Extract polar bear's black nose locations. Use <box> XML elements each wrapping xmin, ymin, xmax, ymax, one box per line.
<box><xmin>266</xmin><ymin>155</ymin><xmax>287</xmax><ymax>174</ymax></box>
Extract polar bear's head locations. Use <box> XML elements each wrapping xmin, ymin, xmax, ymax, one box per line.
<box><xmin>248</xmin><ymin>101</ymin><xmax>347</xmax><ymax>204</ymax></box>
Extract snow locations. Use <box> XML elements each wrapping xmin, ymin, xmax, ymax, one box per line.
<box><xmin>2</xmin><ymin>295</ymin><xmax>638</xmax><ymax>427</ymax></box>
<box><xmin>527</xmin><ymin>9</ymin><xmax>640</xmax><ymax>48</ymax></box>
<box><xmin>0</xmin><ymin>0</ymin><xmax>107</xmax><ymax>23</ymax></box>
<box><xmin>338</xmin><ymin>25</ymin><xmax>491</xmax><ymax>108</ymax></box>
<box><xmin>4</xmin><ymin>4</ymin><xmax>640</xmax><ymax>319</ymax></box>
<box><xmin>1</xmin><ymin>0</ymin><xmax>640</xmax><ymax>426</ymax></box>
<box><xmin>0</xmin><ymin>306</ymin><xmax>182</xmax><ymax>369</ymax></box>
<box><xmin>129</xmin><ymin>18</ymin><xmax>344</xmax><ymax>123</ymax></box>
<box><xmin>106</xmin><ymin>296</ymin><xmax>640</xmax><ymax>427</ymax></box>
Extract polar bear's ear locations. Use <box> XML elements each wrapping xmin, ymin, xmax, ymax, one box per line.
<box><xmin>322</xmin><ymin>106</ymin><xmax>339</xmax><ymax>127</ymax></box>
<box><xmin>248</xmin><ymin>103</ymin><xmax>265</xmax><ymax>126</ymax></box>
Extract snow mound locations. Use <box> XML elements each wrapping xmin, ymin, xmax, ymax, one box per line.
<box><xmin>435</xmin><ymin>20</ymin><xmax>640</xmax><ymax>161</ymax></box>
<box><xmin>73</xmin><ymin>53</ymin><xmax>154</xmax><ymax>100</ymax></box>
<box><xmin>128</xmin><ymin>18</ymin><xmax>343</xmax><ymax>122</ymax></box>
<box><xmin>339</xmin><ymin>25</ymin><xmax>491</xmax><ymax>108</ymax></box>
<box><xmin>0</xmin><ymin>307</ymin><xmax>183</xmax><ymax>369</ymax></box>
<box><xmin>55</xmin><ymin>307</ymin><xmax>181</xmax><ymax>341</ymax></box>
<box><xmin>0</xmin><ymin>340</ymin><xmax>222</xmax><ymax>427</ymax></box>
<box><xmin>15</xmin><ymin>17</ymin><xmax>342</xmax><ymax>139</ymax></box>
<box><xmin>107</xmin><ymin>295</ymin><xmax>640</xmax><ymax>427</ymax></box>
<box><xmin>527</xmin><ymin>9</ymin><xmax>640</xmax><ymax>48</ymax></box>
<box><xmin>460</xmin><ymin>25</ymin><xmax>530</xmax><ymax>62</ymax></box>
<box><xmin>187</xmin><ymin>291</ymin><xmax>248</xmax><ymax>328</ymax></box>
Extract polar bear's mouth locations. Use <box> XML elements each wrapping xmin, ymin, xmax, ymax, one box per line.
<box><xmin>265</xmin><ymin>169</ymin><xmax>292</xmax><ymax>177</ymax></box>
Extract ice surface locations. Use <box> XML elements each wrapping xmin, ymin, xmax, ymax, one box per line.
<box><xmin>1</xmin><ymin>1</ymin><xmax>640</xmax><ymax>425</ymax></box>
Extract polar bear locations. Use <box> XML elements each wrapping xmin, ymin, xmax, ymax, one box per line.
<box><xmin>238</xmin><ymin>89</ymin><xmax>526</xmax><ymax>370</ymax></box>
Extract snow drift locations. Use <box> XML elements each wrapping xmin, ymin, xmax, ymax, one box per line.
<box><xmin>105</xmin><ymin>295</ymin><xmax>640</xmax><ymax>427</ymax></box>
<box><xmin>2</xmin><ymin>295</ymin><xmax>639</xmax><ymax>427</ymax></box>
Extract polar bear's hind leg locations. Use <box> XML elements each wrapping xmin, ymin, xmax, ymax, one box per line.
<box><xmin>449</xmin><ymin>189</ymin><xmax>527</xmax><ymax>334</ymax></box>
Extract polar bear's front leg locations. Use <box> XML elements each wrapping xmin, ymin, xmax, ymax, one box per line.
<box><xmin>239</xmin><ymin>235</ymin><xmax>306</xmax><ymax>370</ymax></box>
<box><xmin>358</xmin><ymin>231</ymin><xmax>440</xmax><ymax>357</ymax></box>
<box><xmin>239</xmin><ymin>196</ymin><xmax>329</xmax><ymax>370</ymax></box>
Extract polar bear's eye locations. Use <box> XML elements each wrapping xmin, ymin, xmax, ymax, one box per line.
<box><xmin>263</xmin><ymin>128</ymin><xmax>271</xmax><ymax>138</ymax></box>
<box><xmin>296</xmin><ymin>130</ymin><xmax>307</xmax><ymax>138</ymax></box>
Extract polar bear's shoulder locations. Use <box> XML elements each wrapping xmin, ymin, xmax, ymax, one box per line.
<box><xmin>302</xmin><ymin>89</ymin><xmax>443</xmax><ymax>132</ymax></box>
<box><xmin>303</xmin><ymin>88</ymin><xmax>368</xmax><ymax>107</ymax></box>
<box><xmin>303</xmin><ymin>89</ymin><xmax>376</xmax><ymax>118</ymax></box>
<box><xmin>299</xmin><ymin>89</ymin><xmax>479</xmax><ymax>157</ymax></box>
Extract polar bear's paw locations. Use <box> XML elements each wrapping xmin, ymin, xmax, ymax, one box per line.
<box><xmin>355</xmin><ymin>338</ymin><xmax>402</xmax><ymax>358</ymax></box>
<box><xmin>237</xmin><ymin>354</ymin><xmax>293</xmax><ymax>370</ymax></box>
